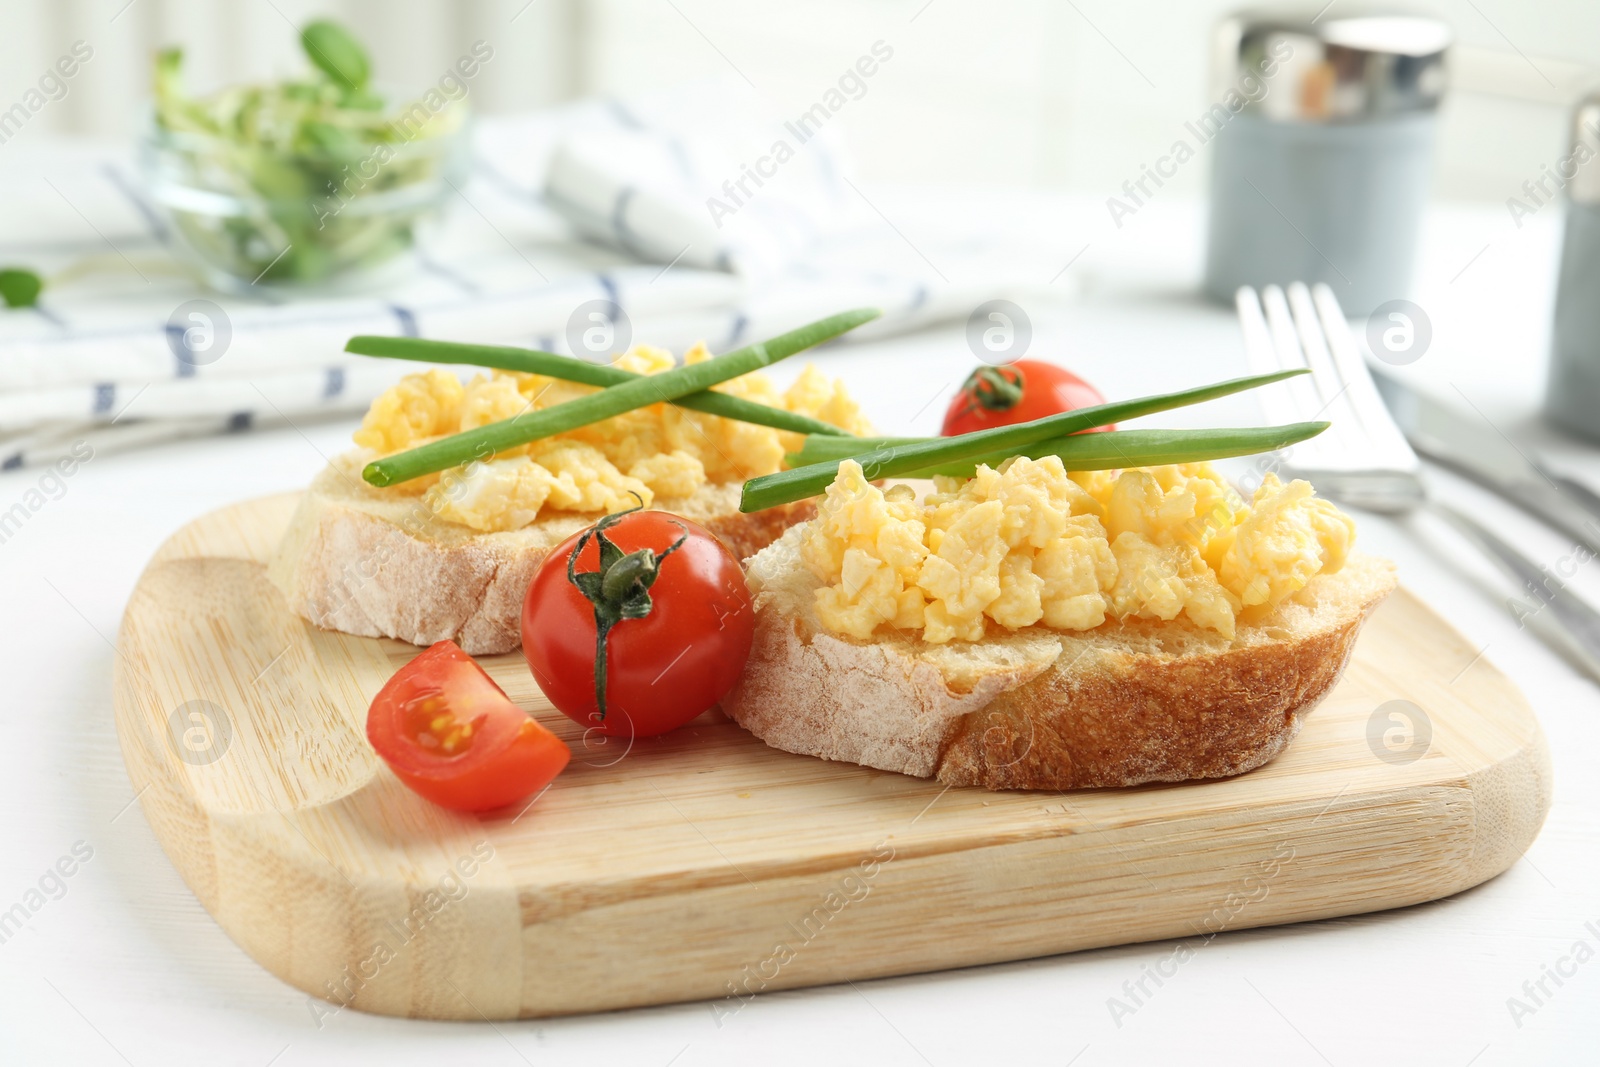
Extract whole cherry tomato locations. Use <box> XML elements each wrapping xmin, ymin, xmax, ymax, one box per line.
<box><xmin>366</xmin><ymin>641</ymin><xmax>571</xmax><ymax>812</ymax></box>
<box><xmin>521</xmin><ymin>507</ymin><xmax>755</xmax><ymax>739</ymax></box>
<box><xmin>941</xmin><ymin>359</ymin><xmax>1113</xmax><ymax>436</ymax></box>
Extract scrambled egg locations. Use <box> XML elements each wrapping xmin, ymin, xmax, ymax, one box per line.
<box><xmin>352</xmin><ymin>343</ymin><xmax>872</xmax><ymax>532</ymax></box>
<box><xmin>803</xmin><ymin>456</ymin><xmax>1354</xmax><ymax>643</ymax></box>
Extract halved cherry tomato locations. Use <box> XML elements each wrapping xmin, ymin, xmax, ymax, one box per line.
<box><xmin>941</xmin><ymin>359</ymin><xmax>1113</xmax><ymax>436</ymax></box>
<box><xmin>522</xmin><ymin>506</ymin><xmax>754</xmax><ymax>739</ymax></box>
<box><xmin>366</xmin><ymin>641</ymin><xmax>570</xmax><ymax>812</ymax></box>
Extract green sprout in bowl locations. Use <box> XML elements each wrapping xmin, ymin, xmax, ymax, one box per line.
<box><xmin>146</xmin><ymin>19</ymin><xmax>468</xmax><ymax>290</ymax></box>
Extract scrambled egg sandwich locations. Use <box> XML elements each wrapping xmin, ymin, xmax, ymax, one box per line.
<box><xmin>269</xmin><ymin>346</ymin><xmax>869</xmax><ymax>654</ymax></box>
<box><xmin>722</xmin><ymin>457</ymin><xmax>1396</xmax><ymax>790</ymax></box>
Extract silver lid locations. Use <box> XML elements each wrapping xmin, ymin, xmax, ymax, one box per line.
<box><xmin>1212</xmin><ymin>13</ymin><xmax>1450</xmax><ymax>122</ymax></box>
<box><xmin>1569</xmin><ymin>94</ymin><xmax>1600</xmax><ymax>204</ymax></box>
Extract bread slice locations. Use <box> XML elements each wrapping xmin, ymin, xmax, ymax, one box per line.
<box><xmin>269</xmin><ymin>453</ymin><xmax>814</xmax><ymax>654</ymax></box>
<box><xmin>722</xmin><ymin>522</ymin><xmax>1397</xmax><ymax>790</ymax></box>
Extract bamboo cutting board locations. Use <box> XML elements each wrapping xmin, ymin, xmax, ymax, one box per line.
<box><xmin>113</xmin><ymin>494</ymin><xmax>1551</xmax><ymax>1020</ymax></box>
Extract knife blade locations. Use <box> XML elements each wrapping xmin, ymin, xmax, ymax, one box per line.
<box><xmin>1431</xmin><ymin>501</ymin><xmax>1600</xmax><ymax>681</ymax></box>
<box><xmin>1371</xmin><ymin>367</ymin><xmax>1600</xmax><ymax>554</ymax></box>
<box><xmin>1532</xmin><ymin>457</ymin><xmax>1600</xmax><ymax>529</ymax></box>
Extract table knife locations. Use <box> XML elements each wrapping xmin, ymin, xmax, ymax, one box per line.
<box><xmin>1371</xmin><ymin>367</ymin><xmax>1600</xmax><ymax>553</ymax></box>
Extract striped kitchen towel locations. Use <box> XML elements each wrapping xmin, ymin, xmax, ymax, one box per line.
<box><xmin>0</xmin><ymin>89</ymin><xmax>1045</xmax><ymax>468</ymax></box>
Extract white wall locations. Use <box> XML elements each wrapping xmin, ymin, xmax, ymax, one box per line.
<box><xmin>1</xmin><ymin>0</ymin><xmax>1596</xmax><ymax>204</ymax></box>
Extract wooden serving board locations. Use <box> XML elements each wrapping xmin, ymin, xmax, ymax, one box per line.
<box><xmin>113</xmin><ymin>494</ymin><xmax>1552</xmax><ymax>1020</ymax></box>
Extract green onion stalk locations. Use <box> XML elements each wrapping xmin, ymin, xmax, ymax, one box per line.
<box><xmin>740</xmin><ymin>369</ymin><xmax>1318</xmax><ymax>512</ymax></box>
<box><xmin>345</xmin><ymin>335</ymin><xmax>854</xmax><ymax>438</ymax></box>
<box><xmin>362</xmin><ymin>308</ymin><xmax>882</xmax><ymax>487</ymax></box>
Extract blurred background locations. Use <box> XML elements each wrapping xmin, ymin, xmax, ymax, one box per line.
<box><xmin>2</xmin><ymin>0</ymin><xmax>1598</xmax><ymax>459</ymax></box>
<box><xmin>4</xmin><ymin>0</ymin><xmax>1595</xmax><ymax>198</ymax></box>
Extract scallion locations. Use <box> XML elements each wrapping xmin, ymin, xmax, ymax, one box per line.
<box><xmin>362</xmin><ymin>307</ymin><xmax>880</xmax><ymax>487</ymax></box>
<box><xmin>345</xmin><ymin>335</ymin><xmax>853</xmax><ymax>438</ymax></box>
<box><xmin>901</xmin><ymin>423</ymin><xmax>1328</xmax><ymax>476</ymax></box>
<box><xmin>787</xmin><ymin>424</ymin><xmax>1329</xmax><ymax>473</ymax></box>
<box><xmin>739</xmin><ymin>369</ymin><xmax>1309</xmax><ymax>512</ymax></box>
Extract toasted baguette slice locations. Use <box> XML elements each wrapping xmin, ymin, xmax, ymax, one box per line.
<box><xmin>722</xmin><ymin>523</ymin><xmax>1397</xmax><ymax>790</ymax></box>
<box><xmin>269</xmin><ymin>453</ymin><xmax>814</xmax><ymax>654</ymax></box>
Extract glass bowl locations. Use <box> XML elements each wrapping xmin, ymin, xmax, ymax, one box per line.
<box><xmin>139</xmin><ymin>104</ymin><xmax>470</xmax><ymax>294</ymax></box>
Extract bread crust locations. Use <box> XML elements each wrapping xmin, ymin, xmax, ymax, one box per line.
<box><xmin>723</xmin><ymin>525</ymin><xmax>1397</xmax><ymax>790</ymax></box>
<box><xmin>268</xmin><ymin>455</ymin><xmax>814</xmax><ymax>654</ymax></box>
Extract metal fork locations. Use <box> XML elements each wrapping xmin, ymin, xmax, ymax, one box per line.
<box><xmin>1236</xmin><ymin>282</ymin><xmax>1600</xmax><ymax>679</ymax></box>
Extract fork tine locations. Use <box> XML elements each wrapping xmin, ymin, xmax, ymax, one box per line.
<box><xmin>1260</xmin><ymin>284</ymin><xmax>1336</xmax><ymax>451</ymax></box>
<box><xmin>1235</xmin><ymin>281</ymin><xmax>1424</xmax><ymax>511</ymax></box>
<box><xmin>1234</xmin><ymin>287</ymin><xmax>1301</xmax><ymax>428</ymax></box>
<box><xmin>1310</xmin><ymin>283</ymin><xmax>1419</xmax><ymax>468</ymax></box>
<box><xmin>1286</xmin><ymin>282</ymin><xmax>1367</xmax><ymax>464</ymax></box>
<box><xmin>1286</xmin><ymin>282</ymin><xmax>1347</xmax><ymax>415</ymax></box>
<box><xmin>1235</xmin><ymin>286</ymin><xmax>1275</xmax><ymax>375</ymax></box>
<box><xmin>1259</xmin><ymin>285</ymin><xmax>1306</xmax><ymax>373</ymax></box>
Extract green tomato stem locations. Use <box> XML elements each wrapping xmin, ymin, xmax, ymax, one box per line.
<box><xmin>565</xmin><ymin>503</ymin><xmax>687</xmax><ymax>721</ymax></box>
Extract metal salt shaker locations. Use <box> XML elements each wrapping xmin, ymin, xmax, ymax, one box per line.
<box><xmin>1203</xmin><ymin>15</ymin><xmax>1451</xmax><ymax>317</ymax></box>
<box><xmin>1545</xmin><ymin>93</ymin><xmax>1600</xmax><ymax>442</ymax></box>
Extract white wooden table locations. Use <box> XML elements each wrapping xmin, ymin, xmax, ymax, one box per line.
<box><xmin>2</xmin><ymin>186</ymin><xmax>1596</xmax><ymax>1066</ymax></box>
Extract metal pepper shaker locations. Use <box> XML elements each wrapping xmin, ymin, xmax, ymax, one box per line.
<box><xmin>1545</xmin><ymin>93</ymin><xmax>1600</xmax><ymax>442</ymax></box>
<box><xmin>1203</xmin><ymin>14</ymin><xmax>1451</xmax><ymax>317</ymax></box>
